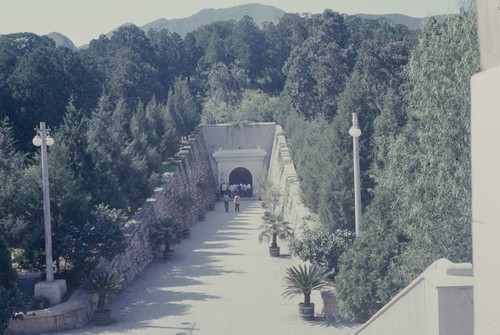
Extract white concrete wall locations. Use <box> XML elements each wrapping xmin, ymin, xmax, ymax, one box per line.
<box><xmin>199</xmin><ymin>123</ymin><xmax>276</xmax><ymax>185</ymax></box>
<box><xmin>267</xmin><ymin>126</ymin><xmax>311</xmax><ymax>230</ymax></box>
<box><xmin>471</xmin><ymin>65</ymin><xmax>500</xmax><ymax>335</ymax></box>
<box><xmin>354</xmin><ymin>259</ymin><xmax>473</xmax><ymax>335</ymax></box>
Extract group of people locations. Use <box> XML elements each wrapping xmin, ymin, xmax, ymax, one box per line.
<box><xmin>219</xmin><ymin>182</ymin><xmax>252</xmax><ymax>198</ymax></box>
<box><xmin>216</xmin><ymin>182</ymin><xmax>252</xmax><ymax>213</ymax></box>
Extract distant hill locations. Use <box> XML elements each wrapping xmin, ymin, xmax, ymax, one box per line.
<box><xmin>355</xmin><ymin>13</ymin><xmax>449</xmax><ymax>30</ymax></box>
<box><xmin>141</xmin><ymin>3</ymin><xmax>285</xmax><ymax>36</ymax></box>
<box><xmin>45</xmin><ymin>32</ymin><xmax>77</xmax><ymax>50</ymax></box>
<box><xmin>48</xmin><ymin>4</ymin><xmax>451</xmax><ymax>49</ymax></box>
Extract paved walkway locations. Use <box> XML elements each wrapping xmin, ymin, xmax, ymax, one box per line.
<box><xmin>49</xmin><ymin>200</ymin><xmax>359</xmax><ymax>335</ymax></box>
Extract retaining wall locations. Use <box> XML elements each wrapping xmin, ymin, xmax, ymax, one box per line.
<box><xmin>8</xmin><ymin>128</ymin><xmax>216</xmax><ymax>334</ymax></box>
<box><xmin>267</xmin><ymin>125</ymin><xmax>311</xmax><ymax>231</ymax></box>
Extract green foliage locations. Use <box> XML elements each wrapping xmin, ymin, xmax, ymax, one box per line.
<box><xmin>282</xmin><ymin>264</ymin><xmax>331</xmax><ymax>306</ymax></box>
<box><xmin>258</xmin><ymin>179</ymin><xmax>282</xmax><ymax>215</ymax></box>
<box><xmin>258</xmin><ymin>214</ymin><xmax>293</xmax><ymax>248</ymax></box>
<box><xmin>29</xmin><ymin>295</ymin><xmax>51</xmax><ymax>310</ymax></box>
<box><xmin>81</xmin><ymin>271</ymin><xmax>124</xmax><ymax>311</ymax></box>
<box><xmin>336</xmin><ymin>6</ymin><xmax>478</xmax><ymax>321</ymax></box>
<box><xmin>0</xmin><ymin>6</ymin><xmax>479</xmax><ymax>326</ymax></box>
<box><xmin>63</xmin><ymin>205</ymin><xmax>127</xmax><ymax>279</ymax></box>
<box><xmin>290</xmin><ymin>226</ymin><xmax>354</xmax><ymax>279</ymax></box>
<box><xmin>0</xmin><ymin>236</ymin><xmax>18</xmax><ymax>333</ymax></box>
<box><xmin>335</xmin><ymin>220</ymin><xmax>407</xmax><ymax>322</ymax></box>
<box><xmin>0</xmin><ymin>286</ymin><xmax>19</xmax><ymax>334</ymax></box>
<box><xmin>0</xmin><ymin>237</ymin><xmax>16</xmax><ymax>292</ymax></box>
<box><xmin>152</xmin><ymin>217</ymin><xmax>184</xmax><ymax>258</ymax></box>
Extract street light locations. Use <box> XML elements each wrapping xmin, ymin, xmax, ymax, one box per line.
<box><xmin>349</xmin><ymin>113</ymin><xmax>362</xmax><ymax>236</ymax></box>
<box><xmin>33</xmin><ymin>122</ymin><xmax>55</xmax><ymax>282</ymax></box>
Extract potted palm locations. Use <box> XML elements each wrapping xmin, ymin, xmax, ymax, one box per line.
<box><xmin>258</xmin><ymin>213</ymin><xmax>293</xmax><ymax>257</ymax></box>
<box><xmin>81</xmin><ymin>271</ymin><xmax>124</xmax><ymax>325</ymax></box>
<box><xmin>152</xmin><ymin>217</ymin><xmax>184</xmax><ymax>259</ymax></box>
<box><xmin>282</xmin><ymin>264</ymin><xmax>331</xmax><ymax>320</ymax></box>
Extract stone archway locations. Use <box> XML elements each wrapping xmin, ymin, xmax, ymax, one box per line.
<box><xmin>229</xmin><ymin>167</ymin><xmax>252</xmax><ymax>186</ymax></box>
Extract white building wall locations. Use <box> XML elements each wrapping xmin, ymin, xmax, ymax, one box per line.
<box><xmin>354</xmin><ymin>259</ymin><xmax>473</xmax><ymax>335</ymax></box>
<box><xmin>199</xmin><ymin>123</ymin><xmax>277</xmax><ymax>184</ymax></box>
<box><xmin>471</xmin><ymin>65</ymin><xmax>500</xmax><ymax>335</ymax></box>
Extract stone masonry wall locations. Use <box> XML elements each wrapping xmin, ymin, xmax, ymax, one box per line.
<box><xmin>8</xmin><ymin>128</ymin><xmax>216</xmax><ymax>335</ymax></box>
<box><xmin>107</xmin><ymin>127</ymin><xmax>217</xmax><ymax>286</ymax></box>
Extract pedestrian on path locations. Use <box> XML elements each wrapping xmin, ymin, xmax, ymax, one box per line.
<box><xmin>223</xmin><ymin>193</ymin><xmax>230</xmax><ymax>212</ymax></box>
<box><xmin>234</xmin><ymin>193</ymin><xmax>241</xmax><ymax>212</ymax></box>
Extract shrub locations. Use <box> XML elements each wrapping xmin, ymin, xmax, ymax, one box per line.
<box><xmin>289</xmin><ymin>226</ymin><xmax>354</xmax><ymax>279</ymax></box>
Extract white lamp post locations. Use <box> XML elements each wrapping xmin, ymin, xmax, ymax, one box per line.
<box><xmin>349</xmin><ymin>113</ymin><xmax>362</xmax><ymax>237</ymax></box>
<box><xmin>33</xmin><ymin>122</ymin><xmax>55</xmax><ymax>282</ymax></box>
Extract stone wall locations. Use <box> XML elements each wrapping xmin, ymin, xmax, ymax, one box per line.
<box><xmin>106</xmin><ymin>128</ymin><xmax>217</xmax><ymax>286</ymax></box>
<box><xmin>8</xmin><ymin>128</ymin><xmax>216</xmax><ymax>334</ymax></box>
<box><xmin>267</xmin><ymin>125</ymin><xmax>311</xmax><ymax>231</ymax></box>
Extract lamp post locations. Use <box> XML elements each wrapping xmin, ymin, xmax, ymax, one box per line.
<box><xmin>33</xmin><ymin>122</ymin><xmax>55</xmax><ymax>282</ymax></box>
<box><xmin>348</xmin><ymin>113</ymin><xmax>362</xmax><ymax>237</ymax></box>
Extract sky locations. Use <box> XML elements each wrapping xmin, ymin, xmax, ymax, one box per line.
<box><xmin>0</xmin><ymin>0</ymin><xmax>463</xmax><ymax>47</ymax></box>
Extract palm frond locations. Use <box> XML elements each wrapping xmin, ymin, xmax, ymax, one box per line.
<box><xmin>282</xmin><ymin>264</ymin><xmax>331</xmax><ymax>298</ymax></box>
<box><xmin>81</xmin><ymin>271</ymin><xmax>124</xmax><ymax>295</ymax></box>
<box><xmin>258</xmin><ymin>213</ymin><xmax>293</xmax><ymax>243</ymax></box>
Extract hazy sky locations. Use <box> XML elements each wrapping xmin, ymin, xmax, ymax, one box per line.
<box><xmin>0</xmin><ymin>0</ymin><xmax>462</xmax><ymax>47</ymax></box>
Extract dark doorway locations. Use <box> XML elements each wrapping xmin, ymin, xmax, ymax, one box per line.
<box><xmin>229</xmin><ymin>167</ymin><xmax>253</xmax><ymax>186</ymax></box>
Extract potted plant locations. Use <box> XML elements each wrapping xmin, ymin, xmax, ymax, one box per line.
<box><xmin>81</xmin><ymin>271</ymin><xmax>123</xmax><ymax>325</ymax></box>
<box><xmin>152</xmin><ymin>217</ymin><xmax>184</xmax><ymax>259</ymax></box>
<box><xmin>282</xmin><ymin>264</ymin><xmax>331</xmax><ymax>320</ymax></box>
<box><xmin>258</xmin><ymin>213</ymin><xmax>293</xmax><ymax>257</ymax></box>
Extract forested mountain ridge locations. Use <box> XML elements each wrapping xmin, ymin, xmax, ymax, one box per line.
<box><xmin>141</xmin><ymin>3</ymin><xmax>286</xmax><ymax>37</ymax></box>
<box><xmin>0</xmin><ymin>1</ymin><xmax>478</xmax><ymax>326</ymax></box>
<box><xmin>47</xmin><ymin>3</ymin><xmax>434</xmax><ymax>49</ymax></box>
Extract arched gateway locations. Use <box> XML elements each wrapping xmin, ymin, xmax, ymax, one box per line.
<box><xmin>229</xmin><ymin>167</ymin><xmax>252</xmax><ymax>186</ymax></box>
<box><xmin>200</xmin><ymin>123</ymin><xmax>276</xmax><ymax>198</ymax></box>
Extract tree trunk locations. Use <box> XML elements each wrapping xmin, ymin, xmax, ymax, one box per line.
<box><xmin>304</xmin><ymin>292</ymin><xmax>311</xmax><ymax>306</ymax></box>
<box><xmin>97</xmin><ymin>293</ymin><xmax>107</xmax><ymax>311</ymax></box>
<box><xmin>271</xmin><ymin>233</ymin><xmax>278</xmax><ymax>247</ymax></box>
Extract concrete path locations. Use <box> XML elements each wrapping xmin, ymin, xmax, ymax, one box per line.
<box><xmin>48</xmin><ymin>200</ymin><xmax>359</xmax><ymax>335</ymax></box>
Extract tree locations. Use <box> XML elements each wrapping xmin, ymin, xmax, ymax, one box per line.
<box><xmin>379</xmin><ymin>8</ymin><xmax>478</xmax><ymax>281</ymax></box>
<box><xmin>202</xmin><ymin>63</ymin><xmax>248</xmax><ymax>123</ymax></box>
<box><xmin>258</xmin><ymin>214</ymin><xmax>293</xmax><ymax>250</ymax></box>
<box><xmin>6</xmin><ymin>46</ymin><xmax>70</xmax><ymax>147</ymax></box>
<box><xmin>282</xmin><ymin>11</ymin><xmax>351</xmax><ymax>120</ymax></box>
<box><xmin>290</xmin><ymin>225</ymin><xmax>354</xmax><ymax>279</ymax></box>
<box><xmin>336</xmin><ymin>6</ymin><xmax>479</xmax><ymax>321</ymax></box>
<box><xmin>261</xmin><ymin>13</ymin><xmax>310</xmax><ymax>93</ymax></box>
<box><xmin>67</xmin><ymin>205</ymin><xmax>127</xmax><ymax>278</ymax></box>
<box><xmin>230</xmin><ymin>16</ymin><xmax>266</xmax><ymax>83</ymax></box>
<box><xmin>0</xmin><ymin>237</ymin><xmax>19</xmax><ymax>334</ymax></box>
<box><xmin>169</xmin><ymin>78</ymin><xmax>200</xmax><ymax>137</ymax></box>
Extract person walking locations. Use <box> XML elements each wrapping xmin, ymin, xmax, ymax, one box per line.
<box><xmin>234</xmin><ymin>193</ymin><xmax>241</xmax><ymax>212</ymax></box>
<box><xmin>223</xmin><ymin>193</ymin><xmax>230</xmax><ymax>212</ymax></box>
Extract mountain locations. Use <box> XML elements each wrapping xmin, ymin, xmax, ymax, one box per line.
<box><xmin>45</xmin><ymin>32</ymin><xmax>77</xmax><ymax>50</ymax></box>
<box><xmin>355</xmin><ymin>13</ymin><xmax>449</xmax><ymax>30</ymax></box>
<box><xmin>140</xmin><ymin>3</ymin><xmax>285</xmax><ymax>36</ymax></box>
<box><xmin>49</xmin><ymin>4</ymin><xmax>449</xmax><ymax>49</ymax></box>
